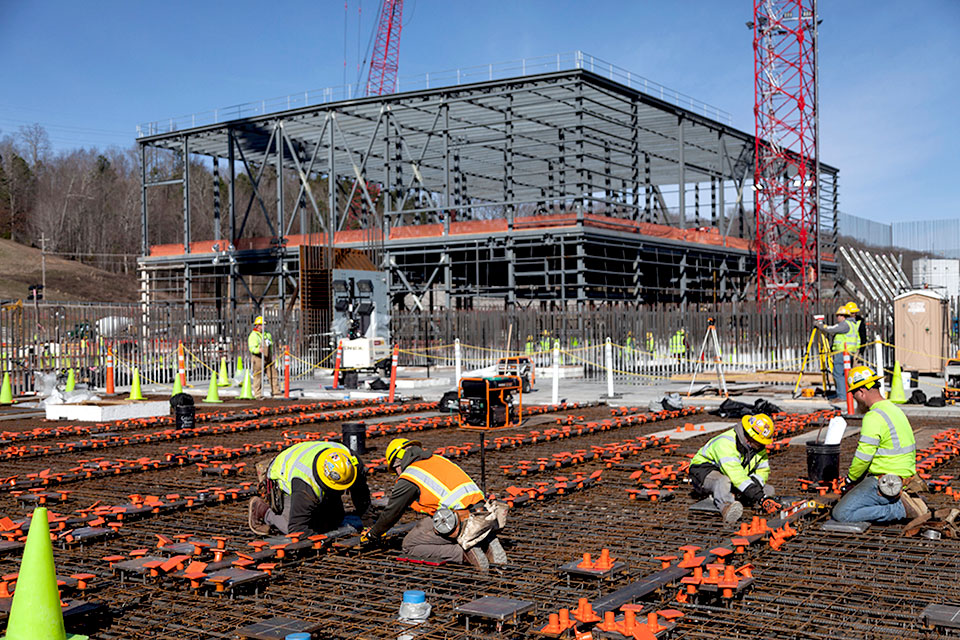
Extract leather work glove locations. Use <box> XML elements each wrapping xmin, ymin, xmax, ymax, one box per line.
<box><xmin>839</xmin><ymin>476</ymin><xmax>853</xmax><ymax>495</ymax></box>
<box><xmin>740</xmin><ymin>480</ymin><xmax>765</xmax><ymax>506</ymax></box>
<box><xmin>760</xmin><ymin>497</ymin><xmax>783</xmax><ymax>515</ymax></box>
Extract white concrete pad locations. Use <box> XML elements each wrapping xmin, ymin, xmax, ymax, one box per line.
<box><xmin>646</xmin><ymin>421</ymin><xmax>734</xmax><ymax>441</ymax></box>
<box><xmin>45</xmin><ymin>400</ymin><xmax>170</xmax><ymax>422</ymax></box>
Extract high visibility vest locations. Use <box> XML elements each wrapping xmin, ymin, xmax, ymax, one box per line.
<box><xmin>248</xmin><ymin>330</ymin><xmax>273</xmax><ymax>355</ymax></box>
<box><xmin>399</xmin><ymin>455</ymin><xmax>484</xmax><ymax>515</ymax></box>
<box><xmin>669</xmin><ymin>332</ymin><xmax>686</xmax><ymax>355</ymax></box>
<box><xmin>269</xmin><ymin>441</ymin><xmax>351</xmax><ymax>497</ymax></box>
<box><xmin>832</xmin><ymin>319</ymin><xmax>861</xmax><ymax>354</ymax></box>
<box><xmin>690</xmin><ymin>429</ymin><xmax>770</xmax><ymax>492</ymax></box>
<box><xmin>847</xmin><ymin>400</ymin><xmax>917</xmax><ymax>482</ymax></box>
<box><xmin>540</xmin><ymin>337</ymin><xmax>550</xmax><ymax>351</ymax></box>
<box><xmin>525</xmin><ymin>340</ymin><xmax>534</xmax><ymax>354</ymax></box>
<box><xmin>625</xmin><ymin>336</ymin><xmax>635</xmax><ymax>352</ymax></box>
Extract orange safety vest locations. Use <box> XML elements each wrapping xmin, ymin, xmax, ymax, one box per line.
<box><xmin>399</xmin><ymin>455</ymin><xmax>484</xmax><ymax>515</ymax></box>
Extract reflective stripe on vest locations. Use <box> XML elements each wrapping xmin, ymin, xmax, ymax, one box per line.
<box><xmin>855</xmin><ymin>405</ymin><xmax>916</xmax><ymax>475</ymax></box>
<box><xmin>269</xmin><ymin>441</ymin><xmax>348</xmax><ymax>497</ymax></box>
<box><xmin>400</xmin><ymin>455</ymin><xmax>484</xmax><ymax>515</ymax></box>
<box><xmin>833</xmin><ymin>319</ymin><xmax>861</xmax><ymax>353</ymax></box>
<box><xmin>669</xmin><ymin>333</ymin><xmax>685</xmax><ymax>354</ymax></box>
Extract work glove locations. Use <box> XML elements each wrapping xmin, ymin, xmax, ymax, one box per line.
<box><xmin>359</xmin><ymin>527</ymin><xmax>379</xmax><ymax>546</ymax></box>
<box><xmin>740</xmin><ymin>480</ymin><xmax>765</xmax><ymax>506</ymax></box>
<box><xmin>839</xmin><ymin>476</ymin><xmax>853</xmax><ymax>495</ymax></box>
<box><xmin>760</xmin><ymin>497</ymin><xmax>783</xmax><ymax>515</ymax></box>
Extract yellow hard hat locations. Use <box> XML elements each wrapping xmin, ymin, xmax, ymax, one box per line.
<box><xmin>254</xmin><ymin>316</ymin><xmax>264</xmax><ymax>325</ymax></box>
<box><xmin>385</xmin><ymin>437</ymin><xmax>421</xmax><ymax>467</ymax></box>
<box><xmin>846</xmin><ymin>365</ymin><xmax>881</xmax><ymax>393</ymax></box>
<box><xmin>845</xmin><ymin>302</ymin><xmax>860</xmax><ymax>314</ymax></box>
<box><xmin>835</xmin><ymin>305</ymin><xmax>849</xmax><ymax>316</ymax></box>
<box><xmin>741</xmin><ymin>413</ymin><xmax>774</xmax><ymax>446</ymax></box>
<box><xmin>315</xmin><ymin>446</ymin><xmax>358</xmax><ymax>491</ymax></box>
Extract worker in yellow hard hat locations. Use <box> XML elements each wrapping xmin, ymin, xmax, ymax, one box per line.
<box><xmin>845</xmin><ymin>301</ymin><xmax>868</xmax><ymax>349</ymax></box>
<box><xmin>248</xmin><ymin>315</ymin><xmax>278</xmax><ymax>397</ymax></box>
<box><xmin>688</xmin><ymin>414</ymin><xmax>780</xmax><ymax>524</ymax></box>
<box><xmin>360</xmin><ymin>438</ymin><xmax>507</xmax><ymax>571</ymax></box>
<box><xmin>248</xmin><ymin>441</ymin><xmax>370</xmax><ymax>536</ymax></box>
<box><xmin>815</xmin><ymin>304</ymin><xmax>861</xmax><ymax>400</ymax></box>
<box><xmin>832</xmin><ymin>366</ymin><xmax>928</xmax><ymax>524</ymax></box>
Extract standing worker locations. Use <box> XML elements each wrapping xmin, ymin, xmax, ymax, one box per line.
<box><xmin>689</xmin><ymin>414</ymin><xmax>781</xmax><ymax>524</ymax></box>
<box><xmin>815</xmin><ymin>304</ymin><xmax>860</xmax><ymax>400</ymax></box>
<box><xmin>248</xmin><ymin>315</ymin><xmax>278</xmax><ymax>397</ymax></box>
<box><xmin>832</xmin><ymin>366</ymin><xmax>928</xmax><ymax>523</ymax></box>
<box><xmin>669</xmin><ymin>328</ymin><xmax>688</xmax><ymax>364</ymax></box>
<box><xmin>360</xmin><ymin>438</ymin><xmax>508</xmax><ymax>571</ymax></box>
<box><xmin>249</xmin><ymin>441</ymin><xmax>370</xmax><ymax>536</ymax></box>
<box><xmin>846</xmin><ymin>301</ymin><xmax>868</xmax><ymax>347</ymax></box>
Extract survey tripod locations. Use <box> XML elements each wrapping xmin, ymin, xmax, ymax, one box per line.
<box><xmin>687</xmin><ymin>318</ymin><xmax>728</xmax><ymax>398</ymax></box>
<box><xmin>792</xmin><ymin>324</ymin><xmax>834</xmax><ymax>398</ymax></box>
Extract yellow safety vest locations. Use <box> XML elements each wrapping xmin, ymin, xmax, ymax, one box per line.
<box><xmin>248</xmin><ymin>330</ymin><xmax>273</xmax><ymax>355</ymax></box>
<box><xmin>669</xmin><ymin>332</ymin><xmax>686</xmax><ymax>355</ymax></box>
<box><xmin>848</xmin><ymin>400</ymin><xmax>917</xmax><ymax>482</ymax></box>
<box><xmin>690</xmin><ymin>429</ymin><xmax>770</xmax><ymax>492</ymax></box>
<box><xmin>832</xmin><ymin>319</ymin><xmax>861</xmax><ymax>354</ymax></box>
<box><xmin>269</xmin><ymin>441</ymin><xmax>351</xmax><ymax>497</ymax></box>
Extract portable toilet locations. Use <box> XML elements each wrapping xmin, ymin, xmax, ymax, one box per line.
<box><xmin>893</xmin><ymin>289</ymin><xmax>949</xmax><ymax>374</ymax></box>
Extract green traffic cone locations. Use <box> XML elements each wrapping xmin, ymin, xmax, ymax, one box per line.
<box><xmin>217</xmin><ymin>357</ymin><xmax>230</xmax><ymax>387</ymax></box>
<box><xmin>0</xmin><ymin>372</ymin><xmax>13</xmax><ymax>405</ymax></box>
<box><xmin>2</xmin><ymin>507</ymin><xmax>88</xmax><ymax>640</ymax></box>
<box><xmin>171</xmin><ymin>372</ymin><xmax>183</xmax><ymax>396</ymax></box>
<box><xmin>235</xmin><ymin>355</ymin><xmax>244</xmax><ymax>376</ymax></box>
<box><xmin>238</xmin><ymin>369</ymin><xmax>255</xmax><ymax>400</ymax></box>
<box><xmin>203</xmin><ymin>376</ymin><xmax>223</xmax><ymax>403</ymax></box>
<box><xmin>65</xmin><ymin>368</ymin><xmax>76</xmax><ymax>393</ymax></box>
<box><xmin>128</xmin><ymin>368</ymin><xmax>145</xmax><ymax>401</ymax></box>
<box><xmin>888</xmin><ymin>361</ymin><xmax>907</xmax><ymax>404</ymax></box>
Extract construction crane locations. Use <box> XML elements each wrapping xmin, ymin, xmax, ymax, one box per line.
<box><xmin>751</xmin><ymin>0</ymin><xmax>820</xmax><ymax>306</ymax></box>
<box><xmin>366</xmin><ymin>0</ymin><xmax>404</xmax><ymax>96</ymax></box>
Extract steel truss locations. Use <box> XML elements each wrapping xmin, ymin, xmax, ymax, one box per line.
<box><xmin>137</xmin><ymin>67</ymin><xmax>839</xmax><ymax>322</ymax></box>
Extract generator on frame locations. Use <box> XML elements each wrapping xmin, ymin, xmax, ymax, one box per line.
<box><xmin>458</xmin><ymin>376</ymin><xmax>523</xmax><ymax>430</ymax></box>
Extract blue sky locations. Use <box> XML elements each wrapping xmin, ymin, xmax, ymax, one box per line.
<box><xmin>1</xmin><ymin>1</ymin><xmax>957</xmax><ymax>224</ymax></box>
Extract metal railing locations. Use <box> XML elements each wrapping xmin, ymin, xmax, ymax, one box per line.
<box><xmin>136</xmin><ymin>50</ymin><xmax>732</xmax><ymax>137</ymax></box>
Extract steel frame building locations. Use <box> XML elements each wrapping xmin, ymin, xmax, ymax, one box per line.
<box><xmin>137</xmin><ymin>63</ymin><xmax>840</xmax><ymax>325</ymax></box>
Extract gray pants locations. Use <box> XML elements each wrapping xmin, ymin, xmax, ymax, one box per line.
<box><xmin>401</xmin><ymin>517</ymin><xmax>464</xmax><ymax>563</ymax></box>
<box><xmin>264</xmin><ymin>492</ymin><xmax>292</xmax><ymax>533</ymax></box>
<box><xmin>702</xmin><ymin>470</ymin><xmax>775</xmax><ymax>510</ymax></box>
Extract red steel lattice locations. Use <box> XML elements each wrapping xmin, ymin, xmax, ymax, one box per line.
<box><xmin>752</xmin><ymin>0</ymin><xmax>819</xmax><ymax>304</ymax></box>
<box><xmin>366</xmin><ymin>0</ymin><xmax>404</xmax><ymax>96</ymax></box>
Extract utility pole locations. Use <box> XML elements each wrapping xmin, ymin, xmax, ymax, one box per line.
<box><xmin>40</xmin><ymin>233</ymin><xmax>47</xmax><ymax>292</ymax></box>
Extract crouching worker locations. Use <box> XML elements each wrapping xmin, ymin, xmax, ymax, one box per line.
<box><xmin>689</xmin><ymin>414</ymin><xmax>780</xmax><ymax>524</ymax></box>
<box><xmin>360</xmin><ymin>438</ymin><xmax>508</xmax><ymax>572</ymax></box>
<box><xmin>832</xmin><ymin>366</ymin><xmax>928</xmax><ymax>524</ymax></box>
<box><xmin>248</xmin><ymin>441</ymin><xmax>370</xmax><ymax>536</ymax></box>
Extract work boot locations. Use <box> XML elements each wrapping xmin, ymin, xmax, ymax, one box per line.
<box><xmin>484</xmin><ymin>537</ymin><xmax>509</xmax><ymax>565</ymax></box>
<box><xmin>721</xmin><ymin>501</ymin><xmax>744</xmax><ymax>525</ymax></box>
<box><xmin>900</xmin><ymin>491</ymin><xmax>929</xmax><ymax>520</ymax></box>
<box><xmin>248</xmin><ymin>497</ymin><xmax>270</xmax><ymax>535</ymax></box>
<box><xmin>464</xmin><ymin>547</ymin><xmax>489</xmax><ymax>573</ymax></box>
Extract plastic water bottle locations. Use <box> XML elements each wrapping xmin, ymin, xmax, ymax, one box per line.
<box><xmin>398</xmin><ymin>589</ymin><xmax>431</xmax><ymax>624</ymax></box>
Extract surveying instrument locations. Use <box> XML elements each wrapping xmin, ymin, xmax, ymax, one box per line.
<box><xmin>687</xmin><ymin>318</ymin><xmax>728</xmax><ymax>398</ymax></box>
<box><xmin>792</xmin><ymin>314</ymin><xmax>834</xmax><ymax>398</ymax></box>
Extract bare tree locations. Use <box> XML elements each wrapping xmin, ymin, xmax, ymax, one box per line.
<box><xmin>18</xmin><ymin>123</ymin><xmax>51</xmax><ymax>167</ymax></box>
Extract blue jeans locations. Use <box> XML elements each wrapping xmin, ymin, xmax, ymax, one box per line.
<box><xmin>832</xmin><ymin>475</ymin><xmax>906</xmax><ymax>523</ymax></box>
<box><xmin>831</xmin><ymin>351</ymin><xmax>846</xmax><ymax>398</ymax></box>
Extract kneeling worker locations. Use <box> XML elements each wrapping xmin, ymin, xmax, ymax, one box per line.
<box><xmin>832</xmin><ymin>366</ymin><xmax>928</xmax><ymax>524</ymax></box>
<box><xmin>248</xmin><ymin>441</ymin><xmax>370</xmax><ymax>536</ymax></box>
<box><xmin>360</xmin><ymin>438</ymin><xmax>507</xmax><ymax>571</ymax></box>
<box><xmin>689</xmin><ymin>414</ymin><xmax>781</xmax><ymax>524</ymax></box>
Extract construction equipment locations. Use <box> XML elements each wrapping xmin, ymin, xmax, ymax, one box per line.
<box><xmin>792</xmin><ymin>318</ymin><xmax>834</xmax><ymax>398</ymax></box>
<box><xmin>943</xmin><ymin>352</ymin><xmax>960</xmax><ymax>403</ymax></box>
<box><xmin>458</xmin><ymin>376</ymin><xmax>523</xmax><ymax>492</ymax></box>
<box><xmin>687</xmin><ymin>318</ymin><xmax>728</xmax><ymax>397</ymax></box>
<box><xmin>497</xmin><ymin>356</ymin><xmax>535</xmax><ymax>393</ymax></box>
<box><xmin>340</xmin><ymin>337</ymin><xmax>391</xmax><ymax>374</ymax></box>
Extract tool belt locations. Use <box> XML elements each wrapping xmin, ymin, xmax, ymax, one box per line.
<box><xmin>902</xmin><ymin>474</ymin><xmax>927</xmax><ymax>494</ymax></box>
<box><xmin>261</xmin><ymin>455</ymin><xmax>285</xmax><ymax>514</ymax></box>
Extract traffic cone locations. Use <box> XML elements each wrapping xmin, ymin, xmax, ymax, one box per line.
<box><xmin>171</xmin><ymin>372</ymin><xmax>183</xmax><ymax>396</ymax></box>
<box><xmin>217</xmin><ymin>357</ymin><xmax>230</xmax><ymax>387</ymax></box>
<box><xmin>65</xmin><ymin>368</ymin><xmax>76</xmax><ymax>393</ymax></box>
<box><xmin>236</xmin><ymin>355</ymin><xmax>244</xmax><ymax>376</ymax></box>
<box><xmin>203</xmin><ymin>376</ymin><xmax>223</xmax><ymax>403</ymax></box>
<box><xmin>238</xmin><ymin>370</ymin><xmax>255</xmax><ymax>400</ymax></box>
<box><xmin>888</xmin><ymin>361</ymin><xmax>906</xmax><ymax>404</ymax></box>
<box><xmin>128</xmin><ymin>368</ymin><xmax>145</xmax><ymax>401</ymax></box>
<box><xmin>2</xmin><ymin>507</ymin><xmax>88</xmax><ymax>640</ymax></box>
<box><xmin>0</xmin><ymin>372</ymin><xmax>13</xmax><ymax>405</ymax></box>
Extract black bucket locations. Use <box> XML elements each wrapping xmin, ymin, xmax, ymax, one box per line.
<box><xmin>175</xmin><ymin>404</ymin><xmax>196</xmax><ymax>430</ymax></box>
<box><xmin>806</xmin><ymin>441</ymin><xmax>840</xmax><ymax>483</ymax></box>
<box><xmin>342</xmin><ymin>422</ymin><xmax>367</xmax><ymax>455</ymax></box>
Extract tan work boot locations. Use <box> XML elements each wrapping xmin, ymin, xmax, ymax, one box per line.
<box><xmin>248</xmin><ymin>497</ymin><xmax>270</xmax><ymax>535</ymax></box>
<box><xmin>900</xmin><ymin>491</ymin><xmax>929</xmax><ymax>520</ymax></box>
<box><xmin>484</xmin><ymin>537</ymin><xmax>509</xmax><ymax>565</ymax></box>
<box><xmin>721</xmin><ymin>501</ymin><xmax>744</xmax><ymax>525</ymax></box>
<box><xmin>464</xmin><ymin>547</ymin><xmax>489</xmax><ymax>573</ymax></box>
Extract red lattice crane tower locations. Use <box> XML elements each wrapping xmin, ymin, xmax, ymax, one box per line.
<box><xmin>366</xmin><ymin>0</ymin><xmax>404</xmax><ymax>96</ymax></box>
<box><xmin>752</xmin><ymin>0</ymin><xmax>820</xmax><ymax>305</ymax></box>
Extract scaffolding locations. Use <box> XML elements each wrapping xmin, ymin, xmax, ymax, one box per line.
<box><xmin>136</xmin><ymin>53</ymin><xmax>840</xmax><ymax>325</ymax></box>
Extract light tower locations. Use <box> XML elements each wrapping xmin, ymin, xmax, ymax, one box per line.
<box><xmin>752</xmin><ymin>0</ymin><xmax>820</xmax><ymax>305</ymax></box>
